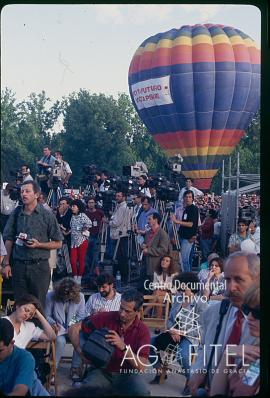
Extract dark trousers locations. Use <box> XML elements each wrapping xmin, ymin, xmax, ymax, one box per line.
<box><xmin>12</xmin><ymin>259</ymin><xmax>51</xmax><ymax>310</ymax></box>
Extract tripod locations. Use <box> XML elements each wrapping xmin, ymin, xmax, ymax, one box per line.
<box><xmin>46</xmin><ymin>186</ymin><xmax>62</xmax><ymax>209</ymax></box>
<box><xmin>112</xmin><ymin>206</ymin><xmax>141</xmax><ymax>284</ymax></box>
<box><xmin>159</xmin><ymin>202</ymin><xmax>183</xmax><ymax>272</ymax></box>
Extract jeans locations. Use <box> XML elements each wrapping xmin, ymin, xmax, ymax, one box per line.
<box><xmin>150</xmin><ymin>334</ymin><xmax>194</xmax><ymax>380</ymax></box>
<box><xmin>84</xmin><ymin>235</ymin><xmax>100</xmax><ymax>276</ymax></box>
<box><xmin>83</xmin><ymin>368</ymin><xmax>150</xmax><ymax>396</ymax></box>
<box><xmin>31</xmin><ymin>371</ymin><xmax>50</xmax><ymax>396</ymax></box>
<box><xmin>55</xmin><ymin>334</ymin><xmax>80</xmax><ymax>369</ymax></box>
<box><xmin>180</xmin><ymin>239</ymin><xmax>194</xmax><ymax>272</ymax></box>
<box><xmin>200</xmin><ymin>239</ymin><xmax>213</xmax><ymax>261</ymax></box>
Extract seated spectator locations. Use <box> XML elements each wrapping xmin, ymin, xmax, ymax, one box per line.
<box><xmin>67</xmin><ymin>273</ymin><xmax>121</xmax><ymax>381</ymax></box>
<box><xmin>3</xmin><ymin>294</ymin><xmax>56</xmax><ymax>348</ymax></box>
<box><xmin>144</xmin><ymin>255</ymin><xmax>178</xmax><ymax>325</ymax></box>
<box><xmin>228</xmin><ymin>219</ymin><xmax>250</xmax><ymax>253</ymax></box>
<box><xmin>210</xmin><ymin>281</ymin><xmax>260</xmax><ymax>396</ymax></box>
<box><xmin>198</xmin><ymin>252</ymin><xmax>219</xmax><ymax>272</ymax></box>
<box><xmin>45</xmin><ymin>277</ymin><xmax>85</xmax><ymax>369</ymax></box>
<box><xmin>0</xmin><ymin>318</ymin><xmax>48</xmax><ymax>396</ymax></box>
<box><xmin>85</xmin><ymin>273</ymin><xmax>121</xmax><ymax>317</ymax></box>
<box><xmin>149</xmin><ymin>272</ymin><xmax>208</xmax><ymax>395</ymax></box>
<box><xmin>68</xmin><ymin>288</ymin><xmax>150</xmax><ymax>396</ymax></box>
<box><xmin>200</xmin><ymin>257</ymin><xmax>225</xmax><ymax>302</ymax></box>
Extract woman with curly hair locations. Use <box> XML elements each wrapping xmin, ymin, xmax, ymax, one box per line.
<box><xmin>70</xmin><ymin>199</ymin><xmax>92</xmax><ymax>284</ymax></box>
<box><xmin>45</xmin><ymin>277</ymin><xmax>85</xmax><ymax>371</ymax></box>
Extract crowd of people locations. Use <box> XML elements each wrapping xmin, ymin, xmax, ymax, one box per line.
<box><xmin>0</xmin><ymin>146</ymin><xmax>261</xmax><ymax>397</ymax></box>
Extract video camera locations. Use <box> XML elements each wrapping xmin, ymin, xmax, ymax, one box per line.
<box><xmin>151</xmin><ymin>175</ymin><xmax>179</xmax><ymax>202</ymax></box>
<box><xmin>81</xmin><ymin>164</ymin><xmax>98</xmax><ymax>185</ymax></box>
<box><xmin>122</xmin><ymin>161</ymin><xmax>148</xmax><ymax>178</ymax></box>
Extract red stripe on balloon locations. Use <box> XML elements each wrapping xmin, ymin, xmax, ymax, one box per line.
<box><xmin>154</xmin><ymin>130</ymin><xmax>245</xmax><ymax>148</ymax></box>
<box><xmin>192</xmin><ymin>178</ymin><xmax>213</xmax><ymax>190</ymax></box>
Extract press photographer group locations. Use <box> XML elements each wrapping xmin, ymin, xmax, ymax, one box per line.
<box><xmin>0</xmin><ymin>145</ymin><xmax>260</xmax><ymax>397</ymax></box>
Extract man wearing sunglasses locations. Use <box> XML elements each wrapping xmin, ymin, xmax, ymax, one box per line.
<box><xmin>189</xmin><ymin>251</ymin><xmax>260</xmax><ymax>396</ymax></box>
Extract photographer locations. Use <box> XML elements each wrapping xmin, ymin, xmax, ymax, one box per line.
<box><xmin>99</xmin><ymin>170</ymin><xmax>110</xmax><ymax>192</ymax></box>
<box><xmin>109</xmin><ymin>191</ymin><xmax>130</xmax><ymax>284</ymax></box>
<box><xmin>137</xmin><ymin>175</ymin><xmax>151</xmax><ymax>198</ymax></box>
<box><xmin>36</xmin><ymin>145</ymin><xmax>56</xmax><ymax>195</ymax></box>
<box><xmin>21</xmin><ymin>164</ymin><xmax>33</xmax><ymax>183</ymax></box>
<box><xmin>50</xmin><ymin>151</ymin><xmax>72</xmax><ymax>189</ymax></box>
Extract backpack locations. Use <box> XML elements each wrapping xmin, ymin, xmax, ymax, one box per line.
<box><xmin>82</xmin><ymin>327</ymin><xmax>115</xmax><ymax>368</ymax></box>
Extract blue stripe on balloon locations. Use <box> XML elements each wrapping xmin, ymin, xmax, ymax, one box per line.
<box><xmin>128</xmin><ymin>62</ymin><xmax>260</xmax><ymax>85</ymax></box>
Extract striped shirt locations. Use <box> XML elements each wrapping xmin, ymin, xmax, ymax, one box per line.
<box><xmin>85</xmin><ymin>291</ymin><xmax>121</xmax><ymax>317</ymax></box>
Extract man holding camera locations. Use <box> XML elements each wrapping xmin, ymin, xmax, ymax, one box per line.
<box><xmin>2</xmin><ymin>180</ymin><xmax>63</xmax><ymax>308</ymax></box>
<box><xmin>68</xmin><ymin>288</ymin><xmax>150</xmax><ymax>396</ymax></box>
<box><xmin>36</xmin><ymin>145</ymin><xmax>56</xmax><ymax>195</ymax></box>
<box><xmin>21</xmin><ymin>164</ymin><xmax>33</xmax><ymax>183</ymax></box>
<box><xmin>50</xmin><ymin>151</ymin><xmax>72</xmax><ymax>189</ymax></box>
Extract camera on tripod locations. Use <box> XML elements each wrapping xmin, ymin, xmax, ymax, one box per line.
<box><xmin>81</xmin><ymin>164</ymin><xmax>98</xmax><ymax>184</ymax></box>
<box><xmin>152</xmin><ymin>175</ymin><xmax>179</xmax><ymax>202</ymax></box>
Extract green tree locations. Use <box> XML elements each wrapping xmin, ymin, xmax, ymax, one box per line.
<box><xmin>211</xmin><ymin>111</ymin><xmax>260</xmax><ymax>193</ymax></box>
<box><xmin>61</xmin><ymin>90</ymin><xmax>135</xmax><ymax>185</ymax></box>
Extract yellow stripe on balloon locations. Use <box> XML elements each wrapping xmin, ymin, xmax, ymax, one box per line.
<box><xmin>173</xmin><ymin>35</ymin><xmax>192</xmax><ymax>46</ymax></box>
<box><xmin>211</xmin><ymin>34</ymin><xmax>231</xmax><ymax>45</ymax></box>
<box><xmin>182</xmin><ymin>170</ymin><xmax>218</xmax><ymax>179</ymax></box>
<box><xmin>164</xmin><ymin>146</ymin><xmax>234</xmax><ymax>157</ymax></box>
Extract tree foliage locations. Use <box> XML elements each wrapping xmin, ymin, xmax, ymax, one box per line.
<box><xmin>1</xmin><ymin>88</ymin><xmax>260</xmax><ymax>193</ymax></box>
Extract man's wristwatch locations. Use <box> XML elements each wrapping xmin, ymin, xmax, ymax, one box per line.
<box><xmin>121</xmin><ymin>345</ymin><xmax>127</xmax><ymax>352</ymax></box>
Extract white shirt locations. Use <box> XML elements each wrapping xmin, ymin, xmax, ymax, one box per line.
<box><xmin>4</xmin><ymin>316</ymin><xmax>43</xmax><ymax>348</ymax></box>
<box><xmin>178</xmin><ymin>186</ymin><xmax>203</xmax><ymax>206</ymax></box>
<box><xmin>85</xmin><ymin>291</ymin><xmax>121</xmax><ymax>317</ymax></box>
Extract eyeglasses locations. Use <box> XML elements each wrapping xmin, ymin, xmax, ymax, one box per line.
<box><xmin>241</xmin><ymin>304</ymin><xmax>260</xmax><ymax>320</ymax></box>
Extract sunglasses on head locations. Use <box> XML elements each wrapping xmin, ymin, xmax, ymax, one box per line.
<box><xmin>241</xmin><ymin>304</ymin><xmax>260</xmax><ymax>320</ymax></box>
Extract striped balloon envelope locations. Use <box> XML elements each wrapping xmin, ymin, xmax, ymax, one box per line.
<box><xmin>128</xmin><ymin>24</ymin><xmax>260</xmax><ymax>190</ymax></box>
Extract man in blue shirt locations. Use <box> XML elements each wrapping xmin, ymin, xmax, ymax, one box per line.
<box><xmin>0</xmin><ymin>318</ymin><xmax>49</xmax><ymax>396</ymax></box>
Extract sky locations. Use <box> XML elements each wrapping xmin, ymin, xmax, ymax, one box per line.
<box><xmin>1</xmin><ymin>4</ymin><xmax>261</xmax><ymax>105</ymax></box>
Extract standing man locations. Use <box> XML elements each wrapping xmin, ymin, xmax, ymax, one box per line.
<box><xmin>171</xmin><ymin>190</ymin><xmax>199</xmax><ymax>271</ymax></box>
<box><xmin>51</xmin><ymin>151</ymin><xmax>72</xmax><ymax>188</ymax></box>
<box><xmin>109</xmin><ymin>191</ymin><xmax>129</xmax><ymax>284</ymax></box>
<box><xmin>84</xmin><ymin>197</ymin><xmax>105</xmax><ymax>277</ymax></box>
<box><xmin>2</xmin><ymin>180</ymin><xmax>63</xmax><ymax>308</ymax></box>
<box><xmin>178</xmin><ymin>178</ymin><xmax>203</xmax><ymax>208</ymax></box>
<box><xmin>141</xmin><ymin>213</ymin><xmax>172</xmax><ymax>281</ymax></box>
<box><xmin>36</xmin><ymin>145</ymin><xmax>56</xmax><ymax>195</ymax></box>
<box><xmin>21</xmin><ymin>165</ymin><xmax>33</xmax><ymax>183</ymax></box>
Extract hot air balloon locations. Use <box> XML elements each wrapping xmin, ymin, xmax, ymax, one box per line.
<box><xmin>128</xmin><ymin>24</ymin><xmax>260</xmax><ymax>190</ymax></box>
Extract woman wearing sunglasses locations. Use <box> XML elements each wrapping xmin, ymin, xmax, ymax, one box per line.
<box><xmin>210</xmin><ymin>281</ymin><xmax>260</xmax><ymax>396</ymax></box>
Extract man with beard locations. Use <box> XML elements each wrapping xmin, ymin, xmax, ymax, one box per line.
<box><xmin>84</xmin><ymin>273</ymin><xmax>121</xmax><ymax>316</ymax></box>
<box><xmin>67</xmin><ymin>273</ymin><xmax>121</xmax><ymax>381</ymax></box>
<box><xmin>188</xmin><ymin>251</ymin><xmax>260</xmax><ymax>396</ymax></box>
<box><xmin>68</xmin><ymin>288</ymin><xmax>150</xmax><ymax>396</ymax></box>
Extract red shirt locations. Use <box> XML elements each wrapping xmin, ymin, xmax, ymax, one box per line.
<box><xmin>85</xmin><ymin>208</ymin><xmax>104</xmax><ymax>236</ymax></box>
<box><xmin>200</xmin><ymin>217</ymin><xmax>214</xmax><ymax>239</ymax></box>
<box><xmin>81</xmin><ymin>311</ymin><xmax>150</xmax><ymax>372</ymax></box>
